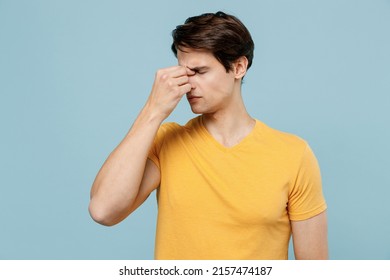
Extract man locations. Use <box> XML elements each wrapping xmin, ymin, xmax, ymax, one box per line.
<box><xmin>89</xmin><ymin>11</ymin><xmax>328</xmax><ymax>260</ymax></box>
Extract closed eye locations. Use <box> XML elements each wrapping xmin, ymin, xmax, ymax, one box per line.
<box><xmin>188</xmin><ymin>66</ymin><xmax>209</xmax><ymax>75</ymax></box>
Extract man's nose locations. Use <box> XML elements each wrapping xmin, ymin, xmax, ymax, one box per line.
<box><xmin>189</xmin><ymin>79</ymin><xmax>196</xmax><ymax>89</ymax></box>
<box><xmin>187</xmin><ymin>75</ymin><xmax>196</xmax><ymax>89</ymax></box>
<box><xmin>185</xmin><ymin>67</ymin><xmax>196</xmax><ymax>89</ymax></box>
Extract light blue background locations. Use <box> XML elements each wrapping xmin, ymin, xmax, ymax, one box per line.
<box><xmin>1</xmin><ymin>0</ymin><xmax>389</xmax><ymax>260</ymax></box>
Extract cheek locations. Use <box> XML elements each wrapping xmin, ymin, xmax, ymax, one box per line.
<box><xmin>206</xmin><ymin>74</ymin><xmax>235</xmax><ymax>95</ymax></box>
<box><xmin>202</xmin><ymin>73</ymin><xmax>228</xmax><ymax>89</ymax></box>
<box><xmin>195</xmin><ymin>71</ymin><xmax>235</xmax><ymax>96</ymax></box>
<box><xmin>202</xmin><ymin>76</ymin><xmax>219</xmax><ymax>90</ymax></box>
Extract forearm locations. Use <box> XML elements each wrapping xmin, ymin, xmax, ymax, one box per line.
<box><xmin>89</xmin><ymin>105</ymin><xmax>163</xmax><ymax>226</ymax></box>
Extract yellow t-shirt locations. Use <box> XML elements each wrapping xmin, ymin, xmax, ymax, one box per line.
<box><xmin>148</xmin><ymin>116</ymin><xmax>326</xmax><ymax>260</ymax></box>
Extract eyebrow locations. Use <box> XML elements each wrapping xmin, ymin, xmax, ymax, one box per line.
<box><xmin>187</xmin><ymin>66</ymin><xmax>209</xmax><ymax>72</ymax></box>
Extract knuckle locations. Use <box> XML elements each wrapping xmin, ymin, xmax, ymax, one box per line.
<box><xmin>156</xmin><ymin>69</ymin><xmax>167</xmax><ymax>79</ymax></box>
<box><xmin>167</xmin><ymin>80</ymin><xmax>174</xmax><ymax>87</ymax></box>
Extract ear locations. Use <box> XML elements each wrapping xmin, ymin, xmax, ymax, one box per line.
<box><xmin>233</xmin><ymin>56</ymin><xmax>248</xmax><ymax>80</ymax></box>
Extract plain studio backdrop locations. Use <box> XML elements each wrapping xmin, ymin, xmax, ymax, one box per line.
<box><xmin>0</xmin><ymin>0</ymin><xmax>389</xmax><ymax>260</ymax></box>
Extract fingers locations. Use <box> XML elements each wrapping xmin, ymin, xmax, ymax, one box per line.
<box><xmin>159</xmin><ymin>65</ymin><xmax>195</xmax><ymax>80</ymax></box>
<box><xmin>178</xmin><ymin>82</ymin><xmax>192</xmax><ymax>96</ymax></box>
<box><xmin>152</xmin><ymin>66</ymin><xmax>193</xmax><ymax>99</ymax></box>
<box><xmin>162</xmin><ymin>65</ymin><xmax>190</xmax><ymax>78</ymax></box>
<box><xmin>186</xmin><ymin>67</ymin><xmax>195</xmax><ymax>76</ymax></box>
<box><xmin>175</xmin><ymin>75</ymin><xmax>190</xmax><ymax>86</ymax></box>
<box><xmin>147</xmin><ymin>65</ymin><xmax>194</xmax><ymax>120</ymax></box>
<box><xmin>176</xmin><ymin>75</ymin><xmax>192</xmax><ymax>96</ymax></box>
<box><xmin>155</xmin><ymin>66</ymin><xmax>192</xmax><ymax>93</ymax></box>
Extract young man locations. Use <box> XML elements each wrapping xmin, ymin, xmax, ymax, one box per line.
<box><xmin>89</xmin><ymin>11</ymin><xmax>328</xmax><ymax>260</ymax></box>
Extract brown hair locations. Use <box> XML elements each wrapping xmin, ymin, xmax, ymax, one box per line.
<box><xmin>171</xmin><ymin>11</ymin><xmax>254</xmax><ymax>73</ymax></box>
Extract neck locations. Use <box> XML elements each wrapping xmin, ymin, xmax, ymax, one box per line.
<box><xmin>201</xmin><ymin>95</ymin><xmax>255</xmax><ymax>148</ymax></box>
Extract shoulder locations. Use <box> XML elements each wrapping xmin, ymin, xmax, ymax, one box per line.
<box><xmin>158</xmin><ymin>121</ymin><xmax>182</xmax><ymax>134</ymax></box>
<box><xmin>156</xmin><ymin>116</ymin><xmax>200</xmax><ymax>141</ymax></box>
<box><xmin>154</xmin><ymin>122</ymin><xmax>181</xmax><ymax>145</ymax></box>
<box><xmin>256</xmin><ymin>120</ymin><xmax>309</xmax><ymax>156</ymax></box>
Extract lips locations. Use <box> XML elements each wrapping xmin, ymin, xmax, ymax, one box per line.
<box><xmin>187</xmin><ymin>96</ymin><xmax>201</xmax><ymax>104</ymax></box>
<box><xmin>187</xmin><ymin>94</ymin><xmax>201</xmax><ymax>100</ymax></box>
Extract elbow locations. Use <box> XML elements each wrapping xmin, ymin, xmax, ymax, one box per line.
<box><xmin>88</xmin><ymin>199</ymin><xmax>118</xmax><ymax>227</ymax></box>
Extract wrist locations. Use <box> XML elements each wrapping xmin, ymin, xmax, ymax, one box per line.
<box><xmin>137</xmin><ymin>103</ymin><xmax>166</xmax><ymax>127</ymax></box>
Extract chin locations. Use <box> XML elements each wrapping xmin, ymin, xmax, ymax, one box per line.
<box><xmin>190</xmin><ymin>106</ymin><xmax>205</xmax><ymax>115</ymax></box>
<box><xmin>191</xmin><ymin>109</ymin><xmax>202</xmax><ymax>114</ymax></box>
<box><xmin>189</xmin><ymin>104</ymin><xmax>199</xmax><ymax>114</ymax></box>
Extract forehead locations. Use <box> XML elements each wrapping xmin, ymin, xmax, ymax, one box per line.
<box><xmin>177</xmin><ymin>48</ymin><xmax>219</xmax><ymax>67</ymax></box>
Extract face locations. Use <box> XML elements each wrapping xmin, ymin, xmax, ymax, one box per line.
<box><xmin>177</xmin><ymin>48</ymin><xmax>244</xmax><ymax>115</ymax></box>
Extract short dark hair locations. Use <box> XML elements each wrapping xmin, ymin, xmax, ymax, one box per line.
<box><xmin>171</xmin><ymin>11</ymin><xmax>254</xmax><ymax>73</ymax></box>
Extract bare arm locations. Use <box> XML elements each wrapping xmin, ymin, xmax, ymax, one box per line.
<box><xmin>89</xmin><ymin>66</ymin><xmax>194</xmax><ymax>226</ymax></box>
<box><xmin>291</xmin><ymin>211</ymin><xmax>329</xmax><ymax>259</ymax></box>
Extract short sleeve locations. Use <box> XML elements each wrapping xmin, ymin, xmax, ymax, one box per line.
<box><xmin>288</xmin><ymin>144</ymin><xmax>327</xmax><ymax>221</ymax></box>
<box><xmin>147</xmin><ymin>122</ymin><xmax>175</xmax><ymax>169</ymax></box>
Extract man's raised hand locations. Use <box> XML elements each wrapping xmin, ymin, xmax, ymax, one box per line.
<box><xmin>145</xmin><ymin>66</ymin><xmax>194</xmax><ymax>121</ymax></box>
